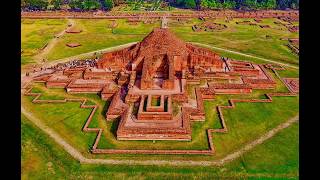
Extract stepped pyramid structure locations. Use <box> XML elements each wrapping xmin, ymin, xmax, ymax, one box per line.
<box><xmin>97</xmin><ymin>28</ymin><xmax>223</xmax><ymax>90</ymax></box>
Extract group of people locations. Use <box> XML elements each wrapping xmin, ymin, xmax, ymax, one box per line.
<box><xmin>57</xmin><ymin>59</ymin><xmax>97</xmax><ymax>69</ymax></box>
<box><xmin>25</xmin><ymin>59</ymin><xmax>98</xmax><ymax>77</ymax></box>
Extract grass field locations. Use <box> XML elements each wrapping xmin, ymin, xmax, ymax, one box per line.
<box><xmin>21</xmin><ymin>17</ymin><xmax>298</xmax><ymax>67</ymax></box>
<box><xmin>22</xmin><ymin>113</ymin><xmax>299</xmax><ymax>179</ymax></box>
<box><xmin>45</xmin><ymin>19</ymin><xmax>159</xmax><ymax>61</ymax></box>
<box><xmin>21</xmin><ymin>19</ymin><xmax>67</xmax><ymax>65</ymax></box>
<box><xmin>171</xmin><ymin>18</ymin><xmax>298</xmax><ymax>65</ymax></box>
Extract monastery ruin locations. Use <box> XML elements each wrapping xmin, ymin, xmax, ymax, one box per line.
<box><xmin>30</xmin><ymin>27</ymin><xmax>284</xmax><ymax>142</ymax></box>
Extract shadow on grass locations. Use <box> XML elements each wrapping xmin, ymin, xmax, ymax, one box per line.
<box><xmin>110</xmin><ymin>117</ymin><xmax>121</xmax><ymax>138</ymax></box>
<box><xmin>101</xmin><ymin>101</ymin><xmax>111</xmax><ymax>118</ymax></box>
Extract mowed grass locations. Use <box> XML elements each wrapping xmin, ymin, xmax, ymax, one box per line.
<box><xmin>21</xmin><ymin>67</ymin><xmax>298</xmax><ymax>161</ymax></box>
<box><xmin>169</xmin><ymin>18</ymin><xmax>298</xmax><ymax>66</ymax></box>
<box><xmin>26</xmin><ymin>17</ymin><xmax>299</xmax><ymax>66</ymax></box>
<box><xmin>241</xmin><ymin>122</ymin><xmax>299</xmax><ymax>176</ymax></box>
<box><xmin>45</xmin><ymin>19</ymin><xmax>160</xmax><ymax>61</ymax></box>
<box><xmin>212</xmin><ymin>96</ymin><xmax>298</xmax><ymax>159</ymax></box>
<box><xmin>277</xmin><ymin>67</ymin><xmax>299</xmax><ymax>78</ymax></box>
<box><xmin>21</xmin><ymin>19</ymin><xmax>67</xmax><ymax>65</ymax></box>
<box><xmin>23</xmin><ymin>83</ymin><xmax>107</xmax><ymax>154</ymax></box>
<box><xmin>22</xmin><ymin>112</ymin><xmax>299</xmax><ymax>179</ymax></box>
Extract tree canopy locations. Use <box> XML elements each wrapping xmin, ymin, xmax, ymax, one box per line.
<box><xmin>103</xmin><ymin>0</ymin><xmax>114</xmax><ymax>10</ymax></box>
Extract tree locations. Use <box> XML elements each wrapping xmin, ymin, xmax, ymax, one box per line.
<box><xmin>222</xmin><ymin>0</ymin><xmax>236</xmax><ymax>8</ymax></box>
<box><xmin>82</xmin><ymin>0</ymin><xmax>101</xmax><ymax>10</ymax></box>
<box><xmin>25</xmin><ymin>0</ymin><xmax>49</xmax><ymax>10</ymax></box>
<box><xmin>290</xmin><ymin>0</ymin><xmax>299</xmax><ymax>9</ymax></box>
<box><xmin>104</xmin><ymin>0</ymin><xmax>114</xmax><ymax>10</ymax></box>
<box><xmin>51</xmin><ymin>0</ymin><xmax>63</xmax><ymax>9</ymax></box>
<box><xmin>242</xmin><ymin>0</ymin><xmax>258</xmax><ymax>9</ymax></box>
<box><xmin>176</xmin><ymin>0</ymin><xmax>185</xmax><ymax>6</ymax></box>
<box><xmin>200</xmin><ymin>0</ymin><xmax>217</xmax><ymax>9</ymax></box>
<box><xmin>263</xmin><ymin>0</ymin><xmax>276</xmax><ymax>9</ymax></box>
<box><xmin>69</xmin><ymin>0</ymin><xmax>83</xmax><ymax>9</ymax></box>
<box><xmin>21</xmin><ymin>0</ymin><xmax>28</xmax><ymax>9</ymax></box>
<box><xmin>276</xmin><ymin>0</ymin><xmax>291</xmax><ymax>9</ymax></box>
<box><xmin>184</xmin><ymin>0</ymin><xmax>196</xmax><ymax>8</ymax></box>
<box><xmin>200</xmin><ymin>0</ymin><xmax>209</xmax><ymax>8</ymax></box>
<box><xmin>151</xmin><ymin>0</ymin><xmax>162</xmax><ymax>11</ymax></box>
<box><xmin>209</xmin><ymin>0</ymin><xmax>219</xmax><ymax>8</ymax></box>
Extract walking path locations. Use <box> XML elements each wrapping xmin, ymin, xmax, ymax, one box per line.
<box><xmin>191</xmin><ymin>42</ymin><xmax>299</xmax><ymax>69</ymax></box>
<box><xmin>21</xmin><ymin>106</ymin><xmax>86</xmax><ymax>163</ymax></box>
<box><xmin>21</xmin><ymin>102</ymin><xmax>298</xmax><ymax>166</ymax></box>
<box><xmin>161</xmin><ymin>16</ymin><xmax>168</xmax><ymax>28</ymax></box>
<box><xmin>33</xmin><ymin>19</ymin><xmax>75</xmax><ymax>64</ymax></box>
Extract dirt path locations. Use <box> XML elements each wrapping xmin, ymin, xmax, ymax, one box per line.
<box><xmin>33</xmin><ymin>19</ymin><xmax>75</xmax><ymax>64</ymax></box>
<box><xmin>215</xmin><ymin>114</ymin><xmax>298</xmax><ymax>165</ymax></box>
<box><xmin>21</xmin><ymin>100</ymin><xmax>298</xmax><ymax>166</ymax></box>
<box><xmin>191</xmin><ymin>42</ymin><xmax>299</xmax><ymax>69</ymax></box>
<box><xmin>161</xmin><ymin>16</ymin><xmax>168</xmax><ymax>28</ymax></box>
<box><xmin>21</xmin><ymin>105</ymin><xmax>86</xmax><ymax>163</ymax></box>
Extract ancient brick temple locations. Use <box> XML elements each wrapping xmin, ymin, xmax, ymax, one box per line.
<box><xmin>33</xmin><ymin>27</ymin><xmax>278</xmax><ymax>141</ymax></box>
<box><xmin>97</xmin><ymin>28</ymin><xmax>222</xmax><ymax>90</ymax></box>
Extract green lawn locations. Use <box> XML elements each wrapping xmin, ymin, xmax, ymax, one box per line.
<box><xmin>22</xmin><ymin>113</ymin><xmax>299</xmax><ymax>179</ymax></box>
<box><xmin>21</xmin><ymin>19</ymin><xmax>67</xmax><ymax>65</ymax></box>
<box><xmin>170</xmin><ymin>18</ymin><xmax>298</xmax><ymax>66</ymax></box>
<box><xmin>45</xmin><ymin>19</ymin><xmax>160</xmax><ymax>61</ymax></box>
<box><xmin>213</xmin><ymin>96</ymin><xmax>298</xmax><ymax>159</ymax></box>
<box><xmin>22</xmin><ymin>18</ymin><xmax>298</xmax><ymax>67</ymax></box>
<box><xmin>277</xmin><ymin>67</ymin><xmax>299</xmax><ymax>78</ymax></box>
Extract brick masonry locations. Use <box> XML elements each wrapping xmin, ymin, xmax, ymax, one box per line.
<box><xmin>24</xmin><ymin>63</ymin><xmax>298</xmax><ymax>155</ymax></box>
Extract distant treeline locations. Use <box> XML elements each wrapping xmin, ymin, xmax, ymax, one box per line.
<box><xmin>21</xmin><ymin>0</ymin><xmax>299</xmax><ymax>11</ymax></box>
<box><xmin>179</xmin><ymin>0</ymin><xmax>299</xmax><ymax>10</ymax></box>
<box><xmin>21</xmin><ymin>0</ymin><xmax>115</xmax><ymax>11</ymax></box>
